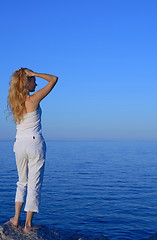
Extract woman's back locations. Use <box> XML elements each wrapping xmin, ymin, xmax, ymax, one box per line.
<box><xmin>16</xmin><ymin>105</ymin><xmax>42</xmax><ymax>138</ymax></box>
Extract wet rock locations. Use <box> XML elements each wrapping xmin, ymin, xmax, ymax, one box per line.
<box><xmin>0</xmin><ymin>221</ymin><xmax>110</xmax><ymax>240</ymax></box>
<box><xmin>60</xmin><ymin>230</ymin><xmax>110</xmax><ymax>240</ymax></box>
<box><xmin>0</xmin><ymin>221</ymin><xmax>59</xmax><ymax>240</ymax></box>
<box><xmin>146</xmin><ymin>233</ymin><xmax>157</xmax><ymax>240</ymax></box>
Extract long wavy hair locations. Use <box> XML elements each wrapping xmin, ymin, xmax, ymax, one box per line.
<box><xmin>7</xmin><ymin>68</ymin><xmax>31</xmax><ymax>123</ymax></box>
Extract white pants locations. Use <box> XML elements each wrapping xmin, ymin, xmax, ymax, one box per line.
<box><xmin>13</xmin><ymin>134</ymin><xmax>46</xmax><ymax>213</ymax></box>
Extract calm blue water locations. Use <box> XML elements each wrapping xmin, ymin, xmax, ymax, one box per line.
<box><xmin>0</xmin><ymin>141</ymin><xmax>157</xmax><ymax>240</ymax></box>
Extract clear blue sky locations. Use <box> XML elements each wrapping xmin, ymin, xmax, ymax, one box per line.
<box><xmin>1</xmin><ymin>0</ymin><xmax>157</xmax><ymax>141</ymax></box>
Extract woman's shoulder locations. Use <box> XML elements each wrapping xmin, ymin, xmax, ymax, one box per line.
<box><xmin>25</xmin><ymin>95</ymin><xmax>39</xmax><ymax>113</ymax></box>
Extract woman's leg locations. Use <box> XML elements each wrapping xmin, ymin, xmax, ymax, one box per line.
<box><xmin>24</xmin><ymin>211</ymin><xmax>34</xmax><ymax>229</ymax></box>
<box><xmin>24</xmin><ymin>211</ymin><xmax>40</xmax><ymax>232</ymax></box>
<box><xmin>10</xmin><ymin>142</ymin><xmax>28</xmax><ymax>226</ymax></box>
<box><xmin>24</xmin><ymin>157</ymin><xmax>45</xmax><ymax>213</ymax></box>
<box><xmin>10</xmin><ymin>202</ymin><xmax>23</xmax><ymax>226</ymax></box>
<box><xmin>24</xmin><ymin>138</ymin><xmax>46</xmax><ymax>231</ymax></box>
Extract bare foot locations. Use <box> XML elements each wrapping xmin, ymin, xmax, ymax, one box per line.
<box><xmin>10</xmin><ymin>217</ymin><xmax>18</xmax><ymax>227</ymax></box>
<box><xmin>24</xmin><ymin>225</ymin><xmax>40</xmax><ymax>232</ymax></box>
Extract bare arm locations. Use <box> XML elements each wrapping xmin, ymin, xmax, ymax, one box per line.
<box><xmin>32</xmin><ymin>72</ymin><xmax>58</xmax><ymax>83</ymax></box>
<box><xmin>25</xmin><ymin>69</ymin><xmax>58</xmax><ymax>104</ymax></box>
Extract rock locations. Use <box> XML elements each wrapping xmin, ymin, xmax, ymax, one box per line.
<box><xmin>0</xmin><ymin>221</ymin><xmax>110</xmax><ymax>240</ymax></box>
<box><xmin>0</xmin><ymin>221</ymin><xmax>59</xmax><ymax>240</ymax></box>
<box><xmin>59</xmin><ymin>230</ymin><xmax>110</xmax><ymax>240</ymax></box>
<box><xmin>146</xmin><ymin>233</ymin><xmax>157</xmax><ymax>240</ymax></box>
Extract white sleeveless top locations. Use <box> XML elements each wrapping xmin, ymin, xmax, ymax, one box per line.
<box><xmin>16</xmin><ymin>105</ymin><xmax>42</xmax><ymax>138</ymax></box>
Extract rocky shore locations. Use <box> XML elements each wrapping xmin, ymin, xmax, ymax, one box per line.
<box><xmin>1</xmin><ymin>221</ymin><xmax>157</xmax><ymax>239</ymax></box>
<box><xmin>0</xmin><ymin>221</ymin><xmax>109</xmax><ymax>240</ymax></box>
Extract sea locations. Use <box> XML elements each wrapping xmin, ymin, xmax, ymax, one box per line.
<box><xmin>0</xmin><ymin>140</ymin><xmax>157</xmax><ymax>240</ymax></box>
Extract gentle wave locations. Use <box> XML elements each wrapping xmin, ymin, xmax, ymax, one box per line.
<box><xmin>0</xmin><ymin>141</ymin><xmax>157</xmax><ymax>239</ymax></box>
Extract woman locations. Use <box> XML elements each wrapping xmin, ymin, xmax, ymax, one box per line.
<box><xmin>7</xmin><ymin>68</ymin><xmax>58</xmax><ymax>232</ymax></box>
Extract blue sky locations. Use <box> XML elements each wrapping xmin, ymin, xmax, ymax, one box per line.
<box><xmin>1</xmin><ymin>0</ymin><xmax>157</xmax><ymax>141</ymax></box>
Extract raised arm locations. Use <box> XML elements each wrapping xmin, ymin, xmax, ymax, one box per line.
<box><xmin>25</xmin><ymin>69</ymin><xmax>58</xmax><ymax>104</ymax></box>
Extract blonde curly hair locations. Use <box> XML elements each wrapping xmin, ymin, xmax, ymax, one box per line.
<box><xmin>7</xmin><ymin>68</ymin><xmax>32</xmax><ymax>123</ymax></box>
